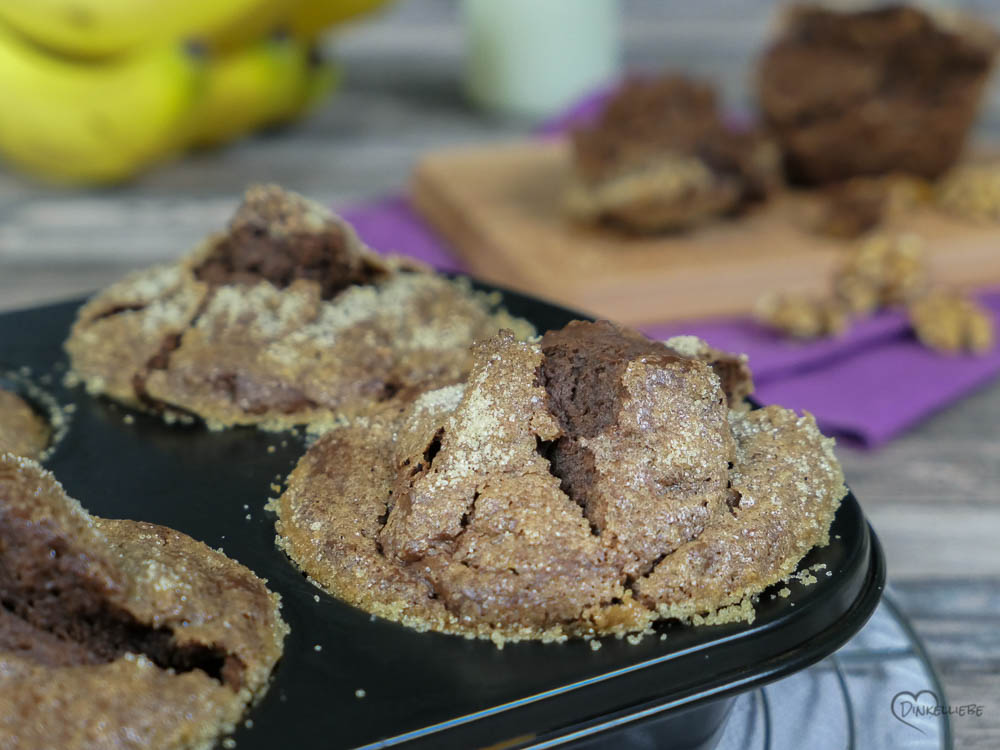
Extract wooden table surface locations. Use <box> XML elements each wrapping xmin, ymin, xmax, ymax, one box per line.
<box><xmin>0</xmin><ymin>2</ymin><xmax>997</xmax><ymax>747</ymax></box>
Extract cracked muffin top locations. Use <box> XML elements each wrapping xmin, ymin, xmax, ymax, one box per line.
<box><xmin>0</xmin><ymin>387</ymin><xmax>49</xmax><ymax>460</ymax></box>
<box><xmin>0</xmin><ymin>453</ymin><xmax>287</xmax><ymax>750</ymax></box>
<box><xmin>566</xmin><ymin>76</ymin><xmax>780</xmax><ymax>232</ymax></box>
<box><xmin>64</xmin><ymin>184</ymin><xmax>534</xmax><ymax>430</ymax></box>
<box><xmin>275</xmin><ymin>321</ymin><xmax>845</xmax><ymax>644</ymax></box>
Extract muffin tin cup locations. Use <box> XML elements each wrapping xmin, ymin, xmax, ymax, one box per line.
<box><xmin>0</xmin><ymin>289</ymin><xmax>885</xmax><ymax>750</ymax></box>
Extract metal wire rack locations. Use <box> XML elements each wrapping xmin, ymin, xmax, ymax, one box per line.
<box><xmin>715</xmin><ymin>593</ymin><xmax>949</xmax><ymax>750</ymax></box>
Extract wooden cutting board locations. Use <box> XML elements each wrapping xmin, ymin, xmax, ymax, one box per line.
<box><xmin>410</xmin><ymin>139</ymin><xmax>1000</xmax><ymax>325</ymax></box>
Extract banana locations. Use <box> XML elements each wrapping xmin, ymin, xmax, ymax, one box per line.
<box><xmin>0</xmin><ymin>0</ymin><xmax>295</xmax><ymax>59</ymax></box>
<box><xmin>289</xmin><ymin>0</ymin><xmax>391</xmax><ymax>39</ymax></box>
<box><xmin>189</xmin><ymin>34</ymin><xmax>311</xmax><ymax>148</ymax></box>
<box><xmin>0</xmin><ymin>25</ymin><xmax>203</xmax><ymax>183</ymax></box>
<box><xmin>275</xmin><ymin>46</ymin><xmax>341</xmax><ymax>125</ymax></box>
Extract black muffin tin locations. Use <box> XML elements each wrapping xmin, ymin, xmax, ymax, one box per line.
<box><xmin>0</xmin><ymin>289</ymin><xmax>885</xmax><ymax>750</ymax></box>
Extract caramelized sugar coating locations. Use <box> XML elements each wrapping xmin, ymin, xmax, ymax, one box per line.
<box><xmin>566</xmin><ymin>76</ymin><xmax>780</xmax><ymax>232</ymax></box>
<box><xmin>758</xmin><ymin>5</ymin><xmax>998</xmax><ymax>184</ymax></box>
<box><xmin>0</xmin><ymin>387</ymin><xmax>49</xmax><ymax>459</ymax></box>
<box><xmin>65</xmin><ymin>185</ymin><xmax>533</xmax><ymax>430</ymax></box>
<box><xmin>276</xmin><ymin>322</ymin><xmax>844</xmax><ymax>643</ymax></box>
<box><xmin>0</xmin><ymin>454</ymin><xmax>287</xmax><ymax>750</ymax></box>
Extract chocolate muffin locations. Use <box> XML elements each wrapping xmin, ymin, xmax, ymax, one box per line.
<box><xmin>275</xmin><ymin>321</ymin><xmax>845</xmax><ymax>644</ymax></box>
<box><xmin>566</xmin><ymin>76</ymin><xmax>781</xmax><ymax>233</ymax></box>
<box><xmin>758</xmin><ymin>4</ymin><xmax>998</xmax><ymax>185</ymax></box>
<box><xmin>0</xmin><ymin>453</ymin><xmax>287</xmax><ymax>749</ymax></box>
<box><xmin>65</xmin><ymin>185</ymin><xmax>534</xmax><ymax>430</ymax></box>
<box><xmin>0</xmin><ymin>387</ymin><xmax>49</xmax><ymax>459</ymax></box>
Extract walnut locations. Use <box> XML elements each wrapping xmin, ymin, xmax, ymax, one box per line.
<box><xmin>833</xmin><ymin>272</ymin><xmax>881</xmax><ymax>316</ymax></box>
<box><xmin>937</xmin><ymin>162</ymin><xmax>1000</xmax><ymax>222</ymax></box>
<box><xmin>834</xmin><ymin>233</ymin><xmax>928</xmax><ymax>311</ymax></box>
<box><xmin>755</xmin><ymin>292</ymin><xmax>850</xmax><ymax>339</ymax></box>
<box><xmin>908</xmin><ymin>290</ymin><xmax>995</xmax><ymax>354</ymax></box>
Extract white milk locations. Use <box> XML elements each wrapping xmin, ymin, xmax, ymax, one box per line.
<box><xmin>463</xmin><ymin>0</ymin><xmax>621</xmax><ymax>120</ymax></box>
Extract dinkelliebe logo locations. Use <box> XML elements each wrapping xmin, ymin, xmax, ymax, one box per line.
<box><xmin>891</xmin><ymin>690</ymin><xmax>939</xmax><ymax>734</ymax></box>
<box><xmin>891</xmin><ymin>690</ymin><xmax>985</xmax><ymax>734</ymax></box>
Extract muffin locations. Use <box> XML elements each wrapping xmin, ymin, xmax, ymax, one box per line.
<box><xmin>0</xmin><ymin>386</ymin><xmax>49</xmax><ymax>459</ymax></box>
<box><xmin>0</xmin><ymin>453</ymin><xmax>287</xmax><ymax>750</ymax></box>
<box><xmin>65</xmin><ymin>184</ymin><xmax>534</xmax><ymax>430</ymax></box>
<box><xmin>566</xmin><ymin>75</ymin><xmax>781</xmax><ymax>232</ymax></box>
<box><xmin>758</xmin><ymin>4</ymin><xmax>998</xmax><ymax>184</ymax></box>
<box><xmin>275</xmin><ymin>321</ymin><xmax>845</xmax><ymax>644</ymax></box>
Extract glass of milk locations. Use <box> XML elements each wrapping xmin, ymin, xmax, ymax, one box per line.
<box><xmin>463</xmin><ymin>0</ymin><xmax>621</xmax><ymax>121</ymax></box>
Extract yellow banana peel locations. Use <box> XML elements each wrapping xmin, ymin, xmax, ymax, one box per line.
<box><xmin>0</xmin><ymin>25</ymin><xmax>204</xmax><ymax>183</ymax></box>
<box><xmin>289</xmin><ymin>0</ymin><xmax>392</xmax><ymax>39</ymax></box>
<box><xmin>0</xmin><ymin>0</ymin><xmax>298</xmax><ymax>59</ymax></box>
<box><xmin>189</xmin><ymin>34</ymin><xmax>312</xmax><ymax>148</ymax></box>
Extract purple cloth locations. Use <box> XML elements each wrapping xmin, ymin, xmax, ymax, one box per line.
<box><xmin>644</xmin><ymin>301</ymin><xmax>1000</xmax><ymax>447</ymax></box>
<box><xmin>344</xmin><ymin>196</ymin><xmax>465</xmax><ymax>274</ymax></box>
<box><xmin>338</xmin><ymin>89</ymin><xmax>1000</xmax><ymax>449</ymax></box>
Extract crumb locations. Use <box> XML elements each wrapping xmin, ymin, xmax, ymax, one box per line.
<box><xmin>222</xmin><ymin>739</ymin><xmax>236</xmax><ymax>749</ymax></box>
<box><xmin>313</xmin><ymin>644</ymin><xmax>322</xmax><ymax>652</ymax></box>
<box><xmin>313</xmin><ymin>594</ymin><xmax>320</xmax><ymax>603</ymax></box>
<box><xmin>789</xmin><ymin>568</ymin><xmax>818</xmax><ymax>586</ymax></box>
<box><xmin>122</xmin><ymin>414</ymin><xmax>135</xmax><ymax>425</ymax></box>
<box><xmin>778</xmin><ymin>587</ymin><xmax>791</xmax><ymax>598</ymax></box>
<box><xmin>590</xmin><ymin>640</ymin><xmax>602</xmax><ymax>651</ymax></box>
<box><xmin>355</xmin><ymin>689</ymin><xmax>366</xmax><ymax>699</ymax></box>
<box><xmin>267</xmin><ymin>445</ymin><xmax>276</xmax><ymax>454</ymax></box>
<box><xmin>244</xmin><ymin>719</ymin><xmax>254</xmax><ymax>729</ymax></box>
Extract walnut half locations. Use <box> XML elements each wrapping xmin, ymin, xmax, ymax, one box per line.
<box><xmin>907</xmin><ymin>290</ymin><xmax>995</xmax><ymax>354</ymax></box>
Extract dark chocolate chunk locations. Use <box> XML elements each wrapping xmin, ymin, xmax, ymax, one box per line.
<box><xmin>195</xmin><ymin>185</ymin><xmax>388</xmax><ymax>299</ymax></box>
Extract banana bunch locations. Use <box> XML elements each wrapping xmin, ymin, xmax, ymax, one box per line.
<box><xmin>0</xmin><ymin>0</ymin><xmax>389</xmax><ymax>184</ymax></box>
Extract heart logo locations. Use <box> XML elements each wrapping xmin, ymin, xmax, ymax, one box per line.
<box><xmin>891</xmin><ymin>690</ymin><xmax>940</xmax><ymax>734</ymax></box>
